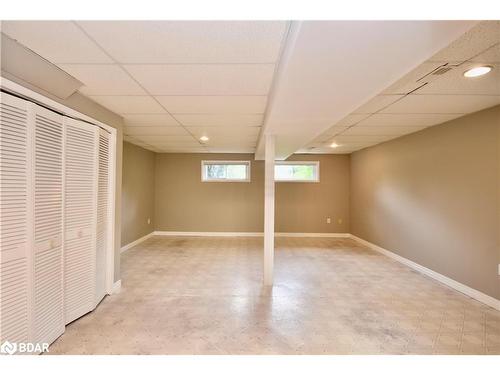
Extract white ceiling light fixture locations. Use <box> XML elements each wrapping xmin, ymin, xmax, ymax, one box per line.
<box><xmin>329</xmin><ymin>142</ymin><xmax>339</xmax><ymax>148</ymax></box>
<box><xmin>463</xmin><ymin>65</ymin><xmax>493</xmax><ymax>78</ymax></box>
<box><xmin>199</xmin><ymin>135</ymin><xmax>209</xmax><ymax>142</ymax></box>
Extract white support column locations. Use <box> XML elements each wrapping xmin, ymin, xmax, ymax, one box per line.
<box><xmin>263</xmin><ymin>134</ymin><xmax>275</xmax><ymax>286</ymax></box>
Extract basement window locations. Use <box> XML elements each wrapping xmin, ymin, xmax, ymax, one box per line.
<box><xmin>201</xmin><ymin>160</ymin><xmax>251</xmax><ymax>182</ymax></box>
<box><xmin>274</xmin><ymin>161</ymin><xmax>320</xmax><ymax>182</ymax></box>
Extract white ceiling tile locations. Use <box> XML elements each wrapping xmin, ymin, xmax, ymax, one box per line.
<box><xmin>416</xmin><ymin>62</ymin><xmax>500</xmax><ymax>96</ymax></box>
<box><xmin>146</xmin><ymin>141</ymin><xmax>202</xmax><ymax>148</ymax></box>
<box><xmin>174</xmin><ymin>114</ymin><xmax>263</xmax><ymax>127</ymax></box>
<box><xmin>471</xmin><ymin>43</ymin><xmax>500</xmax><ymax>63</ymax></box>
<box><xmin>429</xmin><ymin>21</ymin><xmax>500</xmax><ymax>63</ymax></box>
<box><xmin>78</xmin><ymin>21</ymin><xmax>286</xmax><ymax>64</ymax></box>
<box><xmin>295</xmin><ymin>146</ymin><xmax>357</xmax><ymax>154</ymax></box>
<box><xmin>311</xmin><ymin>134</ymin><xmax>333</xmax><ymax>143</ymax></box>
<box><xmin>124</xmin><ymin>137</ymin><xmax>156</xmax><ymax>151</ymax></box>
<box><xmin>59</xmin><ymin>64</ymin><xmax>146</xmax><ymax>95</ymax></box>
<box><xmin>381</xmin><ymin>94</ymin><xmax>500</xmax><ymax>114</ymax></box>
<box><xmin>342</xmin><ymin>126</ymin><xmax>427</xmax><ymax>136</ymax></box>
<box><xmin>2</xmin><ymin>21</ymin><xmax>112</xmax><ymax>63</ymax></box>
<box><xmin>155</xmin><ymin>95</ymin><xmax>267</xmax><ymax>114</ymax></box>
<box><xmin>353</xmin><ymin>95</ymin><xmax>404</xmax><ymax>114</ymax></box>
<box><xmin>207</xmin><ymin>147</ymin><xmax>256</xmax><ymax>153</ymax></box>
<box><xmin>186</xmin><ymin>126</ymin><xmax>261</xmax><ymax>137</ymax></box>
<box><xmin>124</xmin><ymin>64</ymin><xmax>275</xmax><ymax>95</ymax></box>
<box><xmin>89</xmin><ymin>95</ymin><xmax>166</xmax><ymax>114</ymax></box>
<box><xmin>357</xmin><ymin>113</ymin><xmax>462</xmax><ymax>127</ymax></box>
<box><xmin>157</xmin><ymin>147</ymin><xmax>207</xmax><ymax>153</ymax></box>
<box><xmin>313</xmin><ymin>115</ymin><xmax>370</xmax><ymax>142</ymax></box>
<box><xmin>302</xmin><ymin>142</ymin><xmax>325</xmax><ymax>149</ymax></box>
<box><xmin>201</xmin><ymin>133</ymin><xmax>258</xmax><ymax>142</ymax></box>
<box><xmin>333</xmin><ymin>135</ymin><xmax>396</xmax><ymax>143</ymax></box>
<box><xmin>205</xmin><ymin>141</ymin><xmax>257</xmax><ymax>148</ymax></box>
<box><xmin>381</xmin><ymin>62</ymin><xmax>446</xmax><ymax>95</ymax></box>
<box><xmin>332</xmin><ymin>114</ymin><xmax>371</xmax><ymax>128</ymax></box>
<box><xmin>124</xmin><ymin>126</ymin><xmax>190</xmax><ymax>136</ymax></box>
<box><xmin>123</xmin><ymin>135</ymin><xmax>145</xmax><ymax>145</ymax></box>
<box><xmin>131</xmin><ymin>135</ymin><xmax>195</xmax><ymax>143</ymax></box>
<box><xmin>123</xmin><ymin>114</ymin><xmax>179</xmax><ymax>127</ymax></box>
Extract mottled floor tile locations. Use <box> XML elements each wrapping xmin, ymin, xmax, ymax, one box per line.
<box><xmin>47</xmin><ymin>236</ymin><xmax>500</xmax><ymax>355</ymax></box>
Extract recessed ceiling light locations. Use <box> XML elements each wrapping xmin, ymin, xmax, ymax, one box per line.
<box><xmin>330</xmin><ymin>142</ymin><xmax>339</xmax><ymax>148</ymax></box>
<box><xmin>200</xmin><ymin>136</ymin><xmax>209</xmax><ymax>142</ymax></box>
<box><xmin>463</xmin><ymin>66</ymin><xmax>492</xmax><ymax>78</ymax></box>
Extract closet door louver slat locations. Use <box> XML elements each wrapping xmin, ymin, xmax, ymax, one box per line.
<box><xmin>95</xmin><ymin>130</ymin><xmax>110</xmax><ymax>304</ymax></box>
<box><xmin>0</xmin><ymin>90</ymin><xmax>114</xmax><ymax>353</ymax></box>
<box><xmin>63</xmin><ymin>118</ymin><xmax>98</xmax><ymax>324</ymax></box>
<box><xmin>32</xmin><ymin>104</ymin><xmax>64</xmax><ymax>346</ymax></box>
<box><xmin>0</xmin><ymin>93</ymin><xmax>30</xmax><ymax>348</ymax></box>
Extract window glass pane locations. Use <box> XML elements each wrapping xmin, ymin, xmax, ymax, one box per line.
<box><xmin>226</xmin><ymin>164</ymin><xmax>247</xmax><ymax>179</ymax></box>
<box><xmin>274</xmin><ymin>163</ymin><xmax>318</xmax><ymax>181</ymax></box>
<box><xmin>202</xmin><ymin>161</ymin><xmax>250</xmax><ymax>181</ymax></box>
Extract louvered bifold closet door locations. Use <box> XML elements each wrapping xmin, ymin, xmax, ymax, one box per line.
<box><xmin>0</xmin><ymin>93</ymin><xmax>31</xmax><ymax>348</ymax></box>
<box><xmin>63</xmin><ymin>118</ymin><xmax>98</xmax><ymax>324</ymax></box>
<box><xmin>32</xmin><ymin>104</ymin><xmax>64</xmax><ymax>345</ymax></box>
<box><xmin>95</xmin><ymin>129</ymin><xmax>110</xmax><ymax>304</ymax></box>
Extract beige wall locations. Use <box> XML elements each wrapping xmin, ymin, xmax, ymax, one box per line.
<box><xmin>276</xmin><ymin>154</ymin><xmax>350</xmax><ymax>233</ymax></box>
<box><xmin>155</xmin><ymin>153</ymin><xmax>264</xmax><ymax>232</ymax></box>
<box><xmin>154</xmin><ymin>153</ymin><xmax>350</xmax><ymax>233</ymax></box>
<box><xmin>2</xmin><ymin>73</ymin><xmax>125</xmax><ymax>282</ymax></box>
<box><xmin>121</xmin><ymin>142</ymin><xmax>156</xmax><ymax>246</ymax></box>
<box><xmin>350</xmin><ymin>105</ymin><xmax>500</xmax><ymax>299</ymax></box>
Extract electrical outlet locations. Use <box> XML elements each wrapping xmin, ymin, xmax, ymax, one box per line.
<box><xmin>338</xmin><ymin>218</ymin><xmax>343</xmax><ymax>225</ymax></box>
<box><xmin>326</xmin><ymin>217</ymin><xmax>331</xmax><ymax>224</ymax></box>
<box><xmin>147</xmin><ymin>218</ymin><xmax>151</xmax><ymax>225</ymax></box>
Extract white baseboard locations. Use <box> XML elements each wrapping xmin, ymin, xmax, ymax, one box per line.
<box><xmin>350</xmin><ymin>234</ymin><xmax>500</xmax><ymax>311</ymax></box>
<box><xmin>153</xmin><ymin>231</ymin><xmax>350</xmax><ymax>238</ymax></box>
<box><xmin>154</xmin><ymin>231</ymin><xmax>263</xmax><ymax>237</ymax></box>
<box><xmin>120</xmin><ymin>232</ymin><xmax>154</xmax><ymax>253</ymax></box>
<box><xmin>276</xmin><ymin>232</ymin><xmax>350</xmax><ymax>238</ymax></box>
<box><xmin>111</xmin><ymin>280</ymin><xmax>121</xmax><ymax>294</ymax></box>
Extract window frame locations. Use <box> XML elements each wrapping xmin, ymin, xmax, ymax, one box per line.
<box><xmin>201</xmin><ymin>160</ymin><xmax>251</xmax><ymax>183</ymax></box>
<box><xmin>274</xmin><ymin>161</ymin><xmax>320</xmax><ymax>183</ymax></box>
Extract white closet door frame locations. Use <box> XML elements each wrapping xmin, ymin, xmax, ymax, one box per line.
<box><xmin>1</xmin><ymin>78</ymin><xmax>118</xmax><ymax>295</ymax></box>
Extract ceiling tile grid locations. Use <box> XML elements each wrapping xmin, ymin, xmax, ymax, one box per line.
<box><xmin>77</xmin><ymin>21</ymin><xmax>287</xmax><ymax>64</ymax></box>
<box><xmin>123</xmin><ymin>64</ymin><xmax>275</xmax><ymax>96</ymax></box>
<box><xmin>4</xmin><ymin>21</ymin><xmax>499</xmax><ymax>155</ymax></box>
<box><xmin>57</xmin><ymin>64</ymin><xmax>147</xmax><ymax>96</ymax></box>
<box><xmin>302</xmin><ymin>21</ymin><xmax>500</xmax><ymax>155</ymax></box>
<box><xmin>155</xmin><ymin>95</ymin><xmax>268</xmax><ymax>114</ymax></box>
<box><xmin>2</xmin><ymin>20</ymin><xmax>288</xmax><ymax>153</ymax></box>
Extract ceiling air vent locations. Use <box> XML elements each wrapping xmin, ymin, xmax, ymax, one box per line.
<box><xmin>431</xmin><ymin>66</ymin><xmax>454</xmax><ymax>75</ymax></box>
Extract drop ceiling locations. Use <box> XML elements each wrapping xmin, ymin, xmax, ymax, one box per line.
<box><xmin>299</xmin><ymin>21</ymin><xmax>500</xmax><ymax>154</ymax></box>
<box><xmin>1</xmin><ymin>20</ymin><xmax>499</xmax><ymax>156</ymax></box>
<box><xmin>1</xmin><ymin>21</ymin><xmax>288</xmax><ymax>153</ymax></box>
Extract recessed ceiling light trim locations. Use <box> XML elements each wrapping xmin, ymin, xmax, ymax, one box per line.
<box><xmin>463</xmin><ymin>65</ymin><xmax>493</xmax><ymax>78</ymax></box>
